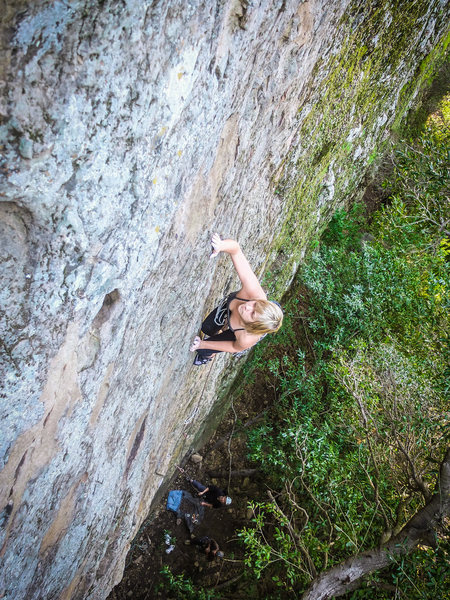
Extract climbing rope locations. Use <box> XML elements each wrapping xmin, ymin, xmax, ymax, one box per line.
<box><xmin>227</xmin><ymin>399</ymin><xmax>237</xmax><ymax>495</ymax></box>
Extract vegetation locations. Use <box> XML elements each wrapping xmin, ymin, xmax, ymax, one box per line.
<box><xmin>266</xmin><ymin>2</ymin><xmax>449</xmax><ymax>297</ymax></box>
<box><xmin>158</xmin><ymin>565</ymin><xmax>219</xmax><ymax>600</ymax></box>
<box><xmin>238</xmin><ymin>95</ymin><xmax>449</xmax><ymax>598</ymax></box>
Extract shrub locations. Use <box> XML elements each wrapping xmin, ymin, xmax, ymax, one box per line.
<box><xmin>239</xmin><ymin>96</ymin><xmax>449</xmax><ymax>596</ymax></box>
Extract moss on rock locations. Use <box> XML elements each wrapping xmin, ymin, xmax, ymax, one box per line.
<box><xmin>265</xmin><ymin>0</ymin><xmax>449</xmax><ymax>298</ymax></box>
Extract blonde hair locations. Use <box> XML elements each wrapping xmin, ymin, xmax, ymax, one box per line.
<box><xmin>243</xmin><ymin>300</ymin><xmax>283</xmax><ymax>335</ymax></box>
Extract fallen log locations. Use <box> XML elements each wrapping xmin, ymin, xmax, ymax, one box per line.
<box><xmin>206</xmin><ymin>468</ymin><xmax>260</xmax><ymax>479</ymax></box>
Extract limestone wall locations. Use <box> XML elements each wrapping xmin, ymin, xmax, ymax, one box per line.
<box><xmin>0</xmin><ymin>1</ymin><xmax>448</xmax><ymax>599</ymax></box>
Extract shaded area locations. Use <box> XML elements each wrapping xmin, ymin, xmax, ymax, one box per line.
<box><xmin>109</xmin><ymin>375</ymin><xmax>275</xmax><ymax>599</ymax></box>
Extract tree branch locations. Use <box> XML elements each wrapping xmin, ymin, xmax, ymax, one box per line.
<box><xmin>301</xmin><ymin>448</ymin><xmax>450</xmax><ymax>600</ymax></box>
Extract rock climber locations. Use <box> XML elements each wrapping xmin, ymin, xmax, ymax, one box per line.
<box><xmin>189</xmin><ymin>535</ymin><xmax>224</xmax><ymax>560</ymax></box>
<box><xmin>188</xmin><ymin>478</ymin><xmax>231</xmax><ymax>508</ymax></box>
<box><xmin>190</xmin><ymin>233</ymin><xmax>283</xmax><ymax>365</ymax></box>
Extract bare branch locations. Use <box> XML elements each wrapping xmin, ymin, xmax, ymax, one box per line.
<box><xmin>396</xmin><ymin>439</ymin><xmax>432</xmax><ymax>502</ymax></box>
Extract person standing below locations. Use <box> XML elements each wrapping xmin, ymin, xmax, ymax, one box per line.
<box><xmin>190</xmin><ymin>536</ymin><xmax>224</xmax><ymax>560</ymax></box>
<box><xmin>190</xmin><ymin>234</ymin><xmax>283</xmax><ymax>365</ymax></box>
<box><xmin>189</xmin><ymin>479</ymin><xmax>232</xmax><ymax>508</ymax></box>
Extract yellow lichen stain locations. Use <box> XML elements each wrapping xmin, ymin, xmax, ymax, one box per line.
<box><xmin>59</xmin><ymin>557</ymin><xmax>89</xmax><ymax>600</ymax></box>
<box><xmin>177</xmin><ymin>150</ymin><xmax>182</xmax><ymax>157</ymax></box>
<box><xmin>155</xmin><ymin>226</ymin><xmax>160</xmax><ymax>233</ymax></box>
<box><xmin>152</xmin><ymin>178</ymin><xmax>157</xmax><ymax>185</ymax></box>
<box><xmin>158</xmin><ymin>126</ymin><xmax>167</xmax><ymax>137</ymax></box>
<box><xmin>89</xmin><ymin>363</ymin><xmax>115</xmax><ymax>427</ymax></box>
<box><xmin>177</xmin><ymin>72</ymin><xmax>184</xmax><ymax>80</ymax></box>
<box><xmin>40</xmin><ymin>473</ymin><xmax>88</xmax><ymax>556</ymax></box>
<box><xmin>0</xmin><ymin>322</ymin><xmax>82</xmax><ymax>554</ymax></box>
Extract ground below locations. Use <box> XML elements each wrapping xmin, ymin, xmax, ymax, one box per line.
<box><xmin>108</xmin><ymin>367</ymin><xmax>276</xmax><ymax>600</ymax></box>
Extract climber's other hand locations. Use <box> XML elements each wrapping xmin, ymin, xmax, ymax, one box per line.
<box><xmin>190</xmin><ymin>336</ymin><xmax>201</xmax><ymax>352</ymax></box>
<box><xmin>210</xmin><ymin>232</ymin><xmax>224</xmax><ymax>258</ymax></box>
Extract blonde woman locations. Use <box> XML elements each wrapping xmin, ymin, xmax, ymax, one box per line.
<box><xmin>190</xmin><ymin>234</ymin><xmax>283</xmax><ymax>365</ymax></box>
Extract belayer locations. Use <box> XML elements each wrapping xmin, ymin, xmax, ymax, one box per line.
<box><xmin>188</xmin><ymin>478</ymin><xmax>231</xmax><ymax>508</ymax></box>
<box><xmin>190</xmin><ymin>233</ymin><xmax>283</xmax><ymax>365</ymax></box>
<box><xmin>190</xmin><ymin>536</ymin><xmax>224</xmax><ymax>560</ymax></box>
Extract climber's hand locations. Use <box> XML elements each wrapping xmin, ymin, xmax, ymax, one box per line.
<box><xmin>190</xmin><ymin>336</ymin><xmax>201</xmax><ymax>352</ymax></box>
<box><xmin>210</xmin><ymin>232</ymin><xmax>226</xmax><ymax>258</ymax></box>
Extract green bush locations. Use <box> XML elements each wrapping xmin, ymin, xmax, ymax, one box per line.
<box><xmin>158</xmin><ymin>565</ymin><xmax>219</xmax><ymax>600</ymax></box>
<box><xmin>239</xmin><ymin>96</ymin><xmax>449</xmax><ymax>596</ymax></box>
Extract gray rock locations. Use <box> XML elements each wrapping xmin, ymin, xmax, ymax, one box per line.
<box><xmin>0</xmin><ymin>1</ymin><xmax>447</xmax><ymax>599</ymax></box>
<box><xmin>18</xmin><ymin>137</ymin><xmax>33</xmax><ymax>159</ymax></box>
<box><xmin>190</xmin><ymin>453</ymin><xmax>203</xmax><ymax>464</ymax></box>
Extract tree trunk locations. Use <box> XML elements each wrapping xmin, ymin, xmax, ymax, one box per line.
<box><xmin>301</xmin><ymin>448</ymin><xmax>450</xmax><ymax>600</ymax></box>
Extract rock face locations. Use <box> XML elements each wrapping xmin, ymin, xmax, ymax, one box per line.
<box><xmin>0</xmin><ymin>1</ymin><xmax>447</xmax><ymax>599</ymax></box>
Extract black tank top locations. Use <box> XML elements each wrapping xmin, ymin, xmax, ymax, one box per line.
<box><xmin>226</xmin><ymin>292</ymin><xmax>249</xmax><ymax>333</ymax></box>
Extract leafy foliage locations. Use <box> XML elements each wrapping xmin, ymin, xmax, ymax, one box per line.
<box><xmin>349</xmin><ymin>539</ymin><xmax>450</xmax><ymax>600</ymax></box>
<box><xmin>158</xmin><ymin>565</ymin><xmax>219</xmax><ymax>600</ymax></box>
<box><xmin>239</xmin><ymin>96</ymin><xmax>449</xmax><ymax>597</ymax></box>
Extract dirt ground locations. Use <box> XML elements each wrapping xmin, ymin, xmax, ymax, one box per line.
<box><xmin>108</xmin><ymin>372</ymin><xmax>275</xmax><ymax>600</ymax></box>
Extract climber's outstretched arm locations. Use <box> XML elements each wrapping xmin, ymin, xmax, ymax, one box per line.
<box><xmin>210</xmin><ymin>233</ymin><xmax>266</xmax><ymax>300</ymax></box>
